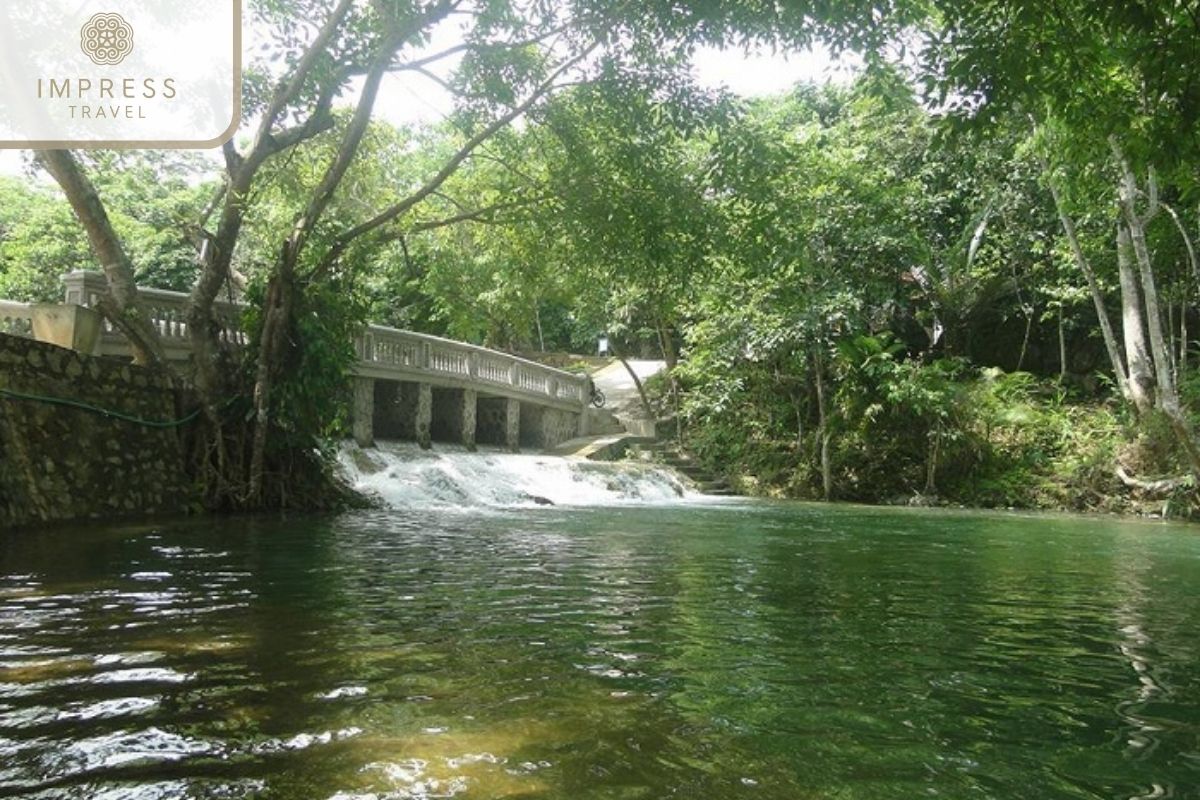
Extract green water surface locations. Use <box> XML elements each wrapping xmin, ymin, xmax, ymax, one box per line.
<box><xmin>2</xmin><ymin>502</ymin><xmax>1199</xmax><ymax>798</ymax></box>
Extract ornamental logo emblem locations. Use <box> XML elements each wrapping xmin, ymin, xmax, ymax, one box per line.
<box><xmin>80</xmin><ymin>12</ymin><xmax>134</xmax><ymax>66</ymax></box>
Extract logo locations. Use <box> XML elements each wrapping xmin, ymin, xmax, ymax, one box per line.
<box><xmin>1</xmin><ymin>0</ymin><xmax>241</xmax><ymax>148</ymax></box>
<box><xmin>80</xmin><ymin>12</ymin><xmax>134</xmax><ymax>66</ymax></box>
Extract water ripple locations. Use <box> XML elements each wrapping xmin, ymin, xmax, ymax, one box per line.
<box><xmin>0</xmin><ymin>505</ymin><xmax>1198</xmax><ymax>798</ymax></box>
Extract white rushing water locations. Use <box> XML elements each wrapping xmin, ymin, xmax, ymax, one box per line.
<box><xmin>338</xmin><ymin>441</ymin><xmax>699</xmax><ymax>509</ymax></box>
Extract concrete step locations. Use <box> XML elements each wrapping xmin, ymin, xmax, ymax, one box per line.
<box><xmin>630</xmin><ymin>440</ymin><xmax>738</xmax><ymax>496</ymax></box>
<box><xmin>696</xmin><ymin>476</ymin><xmax>730</xmax><ymax>488</ymax></box>
<box><xmin>585</xmin><ymin>408</ymin><xmax>625</xmax><ymax>435</ymax></box>
<box><xmin>548</xmin><ymin>433</ymin><xmax>651</xmax><ymax>460</ymax></box>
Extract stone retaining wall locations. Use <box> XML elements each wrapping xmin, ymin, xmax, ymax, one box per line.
<box><xmin>0</xmin><ymin>334</ymin><xmax>192</xmax><ymax>529</ymax></box>
<box><xmin>519</xmin><ymin>403</ymin><xmax>580</xmax><ymax>450</ymax></box>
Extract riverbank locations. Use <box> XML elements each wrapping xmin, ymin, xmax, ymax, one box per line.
<box><xmin>677</xmin><ymin>367</ymin><xmax>1199</xmax><ymax>521</ymax></box>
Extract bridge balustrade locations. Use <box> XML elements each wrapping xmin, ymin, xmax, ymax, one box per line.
<box><xmin>2</xmin><ymin>272</ymin><xmax>590</xmax><ymax>449</ymax></box>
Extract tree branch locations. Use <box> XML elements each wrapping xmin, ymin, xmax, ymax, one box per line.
<box><xmin>313</xmin><ymin>43</ymin><xmax>597</xmax><ymax>277</ymax></box>
<box><xmin>411</xmin><ymin>64</ymin><xmax>456</xmax><ymax>94</ymax></box>
<box><xmin>1116</xmin><ymin>464</ymin><xmax>1194</xmax><ymax>494</ymax></box>
<box><xmin>244</xmin><ymin>0</ymin><xmax>356</xmax><ymax>164</ymax></box>
<box><xmin>393</xmin><ymin>41</ymin><xmax>473</xmax><ymax>71</ymax></box>
<box><xmin>1163</xmin><ymin>201</ymin><xmax>1200</xmax><ymax>293</ymax></box>
<box><xmin>286</xmin><ymin>1</ymin><xmax>460</xmax><ymax>268</ymax></box>
<box><xmin>389</xmin><ymin>195</ymin><xmax>548</xmax><ymax>238</ymax></box>
<box><xmin>391</xmin><ymin>22</ymin><xmax>571</xmax><ymax>72</ymax></box>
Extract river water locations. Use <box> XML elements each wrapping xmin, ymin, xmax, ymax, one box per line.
<box><xmin>2</xmin><ymin>452</ymin><xmax>1200</xmax><ymax>799</ymax></box>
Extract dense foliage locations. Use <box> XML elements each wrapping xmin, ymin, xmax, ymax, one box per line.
<box><xmin>4</xmin><ymin>0</ymin><xmax>1200</xmax><ymax>515</ymax></box>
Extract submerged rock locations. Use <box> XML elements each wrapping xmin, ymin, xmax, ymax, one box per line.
<box><xmin>349</xmin><ymin>447</ymin><xmax>387</xmax><ymax>475</ymax></box>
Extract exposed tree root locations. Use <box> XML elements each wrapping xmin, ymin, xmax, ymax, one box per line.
<box><xmin>1115</xmin><ymin>465</ymin><xmax>1194</xmax><ymax>495</ymax></box>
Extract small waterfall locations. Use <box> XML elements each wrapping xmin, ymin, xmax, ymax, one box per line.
<box><xmin>339</xmin><ymin>441</ymin><xmax>699</xmax><ymax>509</ymax></box>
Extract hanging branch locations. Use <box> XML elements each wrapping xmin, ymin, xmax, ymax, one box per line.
<box><xmin>1162</xmin><ymin>202</ymin><xmax>1200</xmax><ymax>291</ymax></box>
<box><xmin>311</xmin><ymin>43</ymin><xmax>598</xmax><ymax>278</ymax></box>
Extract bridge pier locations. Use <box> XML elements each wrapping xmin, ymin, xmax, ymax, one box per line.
<box><xmin>461</xmin><ymin>388</ymin><xmax>477</xmax><ymax>451</ymax></box>
<box><xmin>353</xmin><ymin>377</ymin><xmax>374</xmax><ymax>447</ymax></box>
<box><xmin>505</xmin><ymin>398</ymin><xmax>520</xmax><ymax>452</ymax></box>
<box><xmin>476</xmin><ymin>396</ymin><xmax>518</xmax><ymax>451</ymax></box>
<box><xmin>518</xmin><ymin>404</ymin><xmax>580</xmax><ymax>450</ymax></box>
<box><xmin>416</xmin><ymin>382</ymin><xmax>432</xmax><ymax>449</ymax></box>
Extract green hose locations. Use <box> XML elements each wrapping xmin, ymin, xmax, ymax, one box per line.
<box><xmin>0</xmin><ymin>386</ymin><xmax>203</xmax><ymax>428</ymax></box>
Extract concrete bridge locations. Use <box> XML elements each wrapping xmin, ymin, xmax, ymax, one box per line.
<box><xmin>0</xmin><ymin>271</ymin><xmax>591</xmax><ymax>452</ymax></box>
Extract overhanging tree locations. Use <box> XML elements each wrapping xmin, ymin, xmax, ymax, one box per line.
<box><xmin>37</xmin><ymin>0</ymin><xmax>922</xmax><ymax>509</ymax></box>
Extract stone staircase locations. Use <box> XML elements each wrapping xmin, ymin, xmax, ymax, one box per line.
<box><xmin>634</xmin><ymin>441</ymin><xmax>737</xmax><ymax>496</ymax></box>
<box><xmin>557</xmin><ymin>362</ymin><xmax>737</xmax><ymax>496</ymax></box>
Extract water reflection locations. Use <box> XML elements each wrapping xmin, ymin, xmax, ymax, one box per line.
<box><xmin>0</xmin><ymin>506</ymin><xmax>1199</xmax><ymax>798</ymax></box>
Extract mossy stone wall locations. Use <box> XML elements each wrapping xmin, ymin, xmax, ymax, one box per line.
<box><xmin>0</xmin><ymin>334</ymin><xmax>192</xmax><ymax>529</ymax></box>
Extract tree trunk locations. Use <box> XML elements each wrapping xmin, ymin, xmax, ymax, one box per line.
<box><xmin>1161</xmin><ymin>201</ymin><xmax>1197</xmax><ymax>374</ymax></box>
<box><xmin>1181</xmin><ymin>299</ymin><xmax>1188</xmax><ymax>376</ymax></box>
<box><xmin>1041</xmin><ymin>159</ymin><xmax>1130</xmax><ymax>400</ymax></box>
<box><xmin>35</xmin><ymin>150</ymin><xmax>166</xmax><ymax>367</ymax></box>
<box><xmin>1058</xmin><ymin>305</ymin><xmax>1068</xmax><ymax>382</ymax></box>
<box><xmin>656</xmin><ymin>320</ymin><xmax>678</xmax><ymax>372</ymax></box>
<box><xmin>656</xmin><ymin>318</ymin><xmax>681</xmax><ymax>412</ymax></box>
<box><xmin>1168</xmin><ymin>301</ymin><xmax>1178</xmax><ymax>379</ymax></box>
<box><xmin>791</xmin><ymin>389</ymin><xmax>805</xmax><ymax>450</ymax></box>
<box><xmin>609</xmin><ymin>340</ymin><xmax>656</xmax><ymax>421</ymax></box>
<box><xmin>1111</xmin><ymin>138</ymin><xmax>1200</xmax><ymax>482</ymax></box>
<box><xmin>1016</xmin><ymin>309</ymin><xmax>1032</xmax><ymax>371</ymax></box>
<box><xmin>812</xmin><ymin>347</ymin><xmax>832</xmax><ymax>501</ymax></box>
<box><xmin>187</xmin><ymin>212</ymin><xmax>249</xmax><ymax>501</ymax></box>
<box><xmin>247</xmin><ymin>263</ymin><xmax>295</xmax><ymax>502</ymax></box>
<box><xmin>924</xmin><ymin>429</ymin><xmax>940</xmax><ymax>495</ymax></box>
<box><xmin>1117</xmin><ymin>223</ymin><xmax>1156</xmax><ymax>414</ymax></box>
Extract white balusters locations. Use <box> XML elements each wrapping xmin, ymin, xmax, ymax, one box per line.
<box><xmin>0</xmin><ymin>300</ymin><xmax>34</xmax><ymax>337</ymax></box>
<box><xmin>12</xmin><ymin>270</ymin><xmax>591</xmax><ymax>410</ymax></box>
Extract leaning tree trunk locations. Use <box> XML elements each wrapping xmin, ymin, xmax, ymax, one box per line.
<box><xmin>1041</xmin><ymin>158</ymin><xmax>1130</xmax><ymax>401</ymax></box>
<box><xmin>609</xmin><ymin>340</ymin><xmax>656</xmax><ymax>421</ymax></box>
<box><xmin>35</xmin><ymin>150</ymin><xmax>167</xmax><ymax>367</ymax></box>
